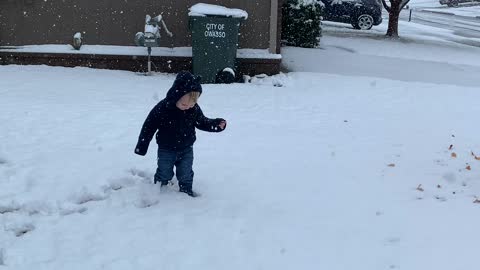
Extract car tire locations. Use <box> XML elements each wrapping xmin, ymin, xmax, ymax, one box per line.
<box><xmin>447</xmin><ymin>0</ymin><xmax>459</xmax><ymax>6</ymax></box>
<box><xmin>352</xmin><ymin>14</ymin><xmax>374</xmax><ymax>30</ymax></box>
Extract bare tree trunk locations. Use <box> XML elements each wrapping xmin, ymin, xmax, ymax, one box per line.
<box><xmin>382</xmin><ymin>0</ymin><xmax>411</xmax><ymax>38</ymax></box>
<box><xmin>386</xmin><ymin>6</ymin><xmax>400</xmax><ymax>37</ymax></box>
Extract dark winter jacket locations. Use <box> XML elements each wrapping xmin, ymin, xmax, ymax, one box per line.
<box><xmin>134</xmin><ymin>71</ymin><xmax>226</xmax><ymax>155</ymax></box>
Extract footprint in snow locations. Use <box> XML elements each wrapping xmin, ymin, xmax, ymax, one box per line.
<box><xmin>22</xmin><ymin>200</ymin><xmax>54</xmax><ymax>216</ymax></box>
<box><xmin>0</xmin><ymin>201</ymin><xmax>21</xmax><ymax>214</ymax></box>
<box><xmin>103</xmin><ymin>176</ymin><xmax>137</xmax><ymax>193</ymax></box>
<box><xmin>58</xmin><ymin>203</ymin><xmax>88</xmax><ymax>216</ymax></box>
<box><xmin>5</xmin><ymin>221</ymin><xmax>35</xmax><ymax>237</ymax></box>
<box><xmin>70</xmin><ymin>187</ymin><xmax>108</xmax><ymax>205</ymax></box>
<box><xmin>134</xmin><ymin>183</ymin><xmax>160</xmax><ymax>209</ymax></box>
<box><xmin>134</xmin><ymin>196</ymin><xmax>159</xmax><ymax>209</ymax></box>
<box><xmin>129</xmin><ymin>168</ymin><xmax>153</xmax><ymax>182</ymax></box>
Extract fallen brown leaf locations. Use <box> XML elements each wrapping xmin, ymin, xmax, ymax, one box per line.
<box><xmin>471</xmin><ymin>151</ymin><xmax>480</xmax><ymax>160</ymax></box>
<box><xmin>416</xmin><ymin>184</ymin><xmax>424</xmax><ymax>192</ymax></box>
<box><xmin>466</xmin><ymin>165</ymin><xmax>471</xmax><ymax>171</ymax></box>
<box><xmin>451</xmin><ymin>152</ymin><xmax>457</xmax><ymax>158</ymax></box>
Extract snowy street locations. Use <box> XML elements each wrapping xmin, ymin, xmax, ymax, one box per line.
<box><xmin>402</xmin><ymin>9</ymin><xmax>480</xmax><ymax>41</ymax></box>
<box><xmin>401</xmin><ymin>1</ymin><xmax>480</xmax><ymax>42</ymax></box>
<box><xmin>1</xmin><ymin>2</ymin><xmax>480</xmax><ymax>269</ymax></box>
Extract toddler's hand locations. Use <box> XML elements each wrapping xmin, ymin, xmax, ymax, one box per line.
<box><xmin>218</xmin><ymin>120</ymin><xmax>227</xmax><ymax>130</ymax></box>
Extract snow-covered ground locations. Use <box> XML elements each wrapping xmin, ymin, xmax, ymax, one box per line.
<box><xmin>408</xmin><ymin>0</ymin><xmax>443</xmax><ymax>8</ymax></box>
<box><xmin>404</xmin><ymin>7</ymin><xmax>480</xmax><ymax>41</ymax></box>
<box><xmin>409</xmin><ymin>0</ymin><xmax>480</xmax><ymax>9</ymax></box>
<box><xmin>409</xmin><ymin>0</ymin><xmax>480</xmax><ymax>17</ymax></box>
<box><xmin>1</xmin><ymin>11</ymin><xmax>480</xmax><ymax>270</ymax></box>
<box><xmin>424</xmin><ymin>5</ymin><xmax>480</xmax><ymax>17</ymax></box>
<box><xmin>314</xmin><ymin>21</ymin><xmax>480</xmax><ymax>88</ymax></box>
<box><xmin>319</xmin><ymin>1</ymin><xmax>480</xmax><ymax>44</ymax></box>
<box><xmin>323</xmin><ymin>19</ymin><xmax>480</xmax><ymax>63</ymax></box>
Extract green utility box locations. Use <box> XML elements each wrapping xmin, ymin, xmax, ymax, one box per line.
<box><xmin>189</xmin><ymin>16</ymin><xmax>243</xmax><ymax>83</ymax></box>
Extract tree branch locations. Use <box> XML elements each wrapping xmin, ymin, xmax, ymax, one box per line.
<box><xmin>381</xmin><ymin>0</ymin><xmax>392</xmax><ymax>13</ymax></box>
<box><xmin>400</xmin><ymin>0</ymin><xmax>411</xmax><ymax>10</ymax></box>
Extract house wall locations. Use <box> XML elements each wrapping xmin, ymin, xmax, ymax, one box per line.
<box><xmin>0</xmin><ymin>0</ymin><xmax>272</xmax><ymax>49</ymax></box>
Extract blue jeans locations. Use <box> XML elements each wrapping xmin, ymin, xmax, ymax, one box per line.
<box><xmin>154</xmin><ymin>146</ymin><xmax>194</xmax><ymax>189</ymax></box>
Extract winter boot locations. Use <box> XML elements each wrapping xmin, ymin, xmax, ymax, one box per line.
<box><xmin>179</xmin><ymin>184</ymin><xmax>199</xmax><ymax>197</ymax></box>
<box><xmin>158</xmin><ymin>181</ymin><xmax>171</xmax><ymax>193</ymax></box>
<box><xmin>154</xmin><ymin>178</ymin><xmax>169</xmax><ymax>186</ymax></box>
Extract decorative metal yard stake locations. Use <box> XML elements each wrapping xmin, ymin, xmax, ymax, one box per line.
<box><xmin>134</xmin><ymin>14</ymin><xmax>173</xmax><ymax>75</ymax></box>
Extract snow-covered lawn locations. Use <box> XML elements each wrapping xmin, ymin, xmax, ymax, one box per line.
<box><xmin>1</xmin><ymin>17</ymin><xmax>480</xmax><ymax>270</ymax></box>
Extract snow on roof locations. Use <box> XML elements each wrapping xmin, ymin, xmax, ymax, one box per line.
<box><xmin>188</xmin><ymin>3</ymin><xmax>248</xmax><ymax>19</ymax></box>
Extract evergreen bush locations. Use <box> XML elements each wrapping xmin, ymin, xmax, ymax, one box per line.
<box><xmin>281</xmin><ymin>0</ymin><xmax>324</xmax><ymax>48</ymax></box>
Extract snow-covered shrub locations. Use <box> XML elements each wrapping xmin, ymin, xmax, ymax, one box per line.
<box><xmin>281</xmin><ymin>0</ymin><xmax>324</xmax><ymax>48</ymax></box>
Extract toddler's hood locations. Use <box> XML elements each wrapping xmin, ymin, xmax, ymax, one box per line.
<box><xmin>165</xmin><ymin>71</ymin><xmax>202</xmax><ymax>103</ymax></box>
